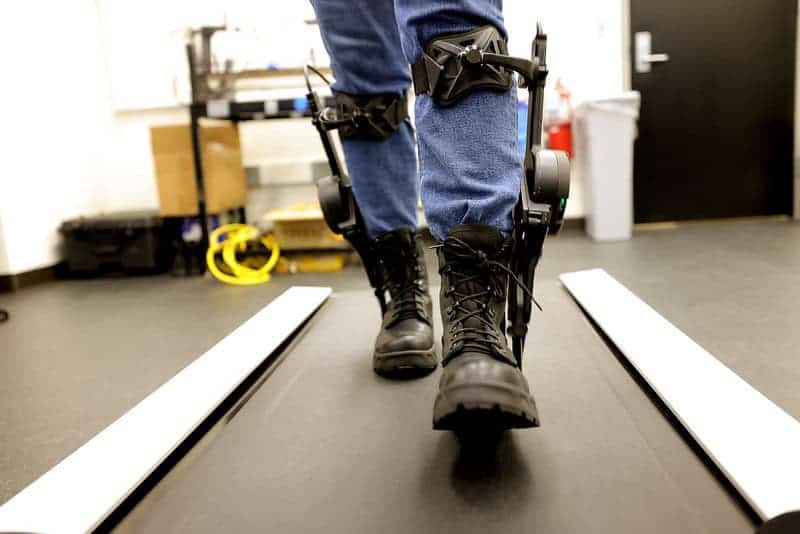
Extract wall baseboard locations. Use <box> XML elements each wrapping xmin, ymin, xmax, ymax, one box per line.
<box><xmin>0</xmin><ymin>264</ymin><xmax>61</xmax><ymax>293</ymax></box>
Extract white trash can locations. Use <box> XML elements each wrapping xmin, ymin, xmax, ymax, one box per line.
<box><xmin>574</xmin><ymin>92</ymin><xmax>641</xmax><ymax>241</ymax></box>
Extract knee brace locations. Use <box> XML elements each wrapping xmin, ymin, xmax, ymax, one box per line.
<box><xmin>319</xmin><ymin>91</ymin><xmax>408</xmax><ymax>141</ymax></box>
<box><xmin>411</xmin><ymin>25</ymin><xmax>514</xmax><ymax>107</ymax></box>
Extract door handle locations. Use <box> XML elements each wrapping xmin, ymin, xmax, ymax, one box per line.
<box><xmin>643</xmin><ymin>53</ymin><xmax>669</xmax><ymax>63</ymax></box>
<box><xmin>635</xmin><ymin>32</ymin><xmax>669</xmax><ymax>73</ymax></box>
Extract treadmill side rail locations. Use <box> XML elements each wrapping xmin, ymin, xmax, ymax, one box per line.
<box><xmin>561</xmin><ymin>269</ymin><xmax>800</xmax><ymax>522</ymax></box>
<box><xmin>0</xmin><ymin>286</ymin><xmax>331</xmax><ymax>534</ymax></box>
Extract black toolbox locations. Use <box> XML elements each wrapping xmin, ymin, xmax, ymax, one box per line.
<box><xmin>60</xmin><ymin>211</ymin><xmax>171</xmax><ymax>275</ymax></box>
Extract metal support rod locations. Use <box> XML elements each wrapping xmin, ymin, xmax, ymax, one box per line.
<box><xmin>186</xmin><ymin>43</ymin><xmax>201</xmax><ymax>104</ymax></box>
<box><xmin>189</xmin><ymin>106</ymin><xmax>210</xmax><ymax>266</ymax></box>
<box><xmin>530</xmin><ymin>28</ymin><xmax>548</xmax><ymax>151</ymax></box>
<box><xmin>305</xmin><ymin>88</ymin><xmax>346</xmax><ymax>178</ymax></box>
<box><xmin>510</xmin><ymin>26</ymin><xmax>551</xmax><ymax>364</ymax></box>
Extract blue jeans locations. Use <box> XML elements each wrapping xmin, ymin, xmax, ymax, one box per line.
<box><xmin>310</xmin><ymin>0</ymin><xmax>521</xmax><ymax>241</ymax></box>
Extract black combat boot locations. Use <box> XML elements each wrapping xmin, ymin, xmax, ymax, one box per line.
<box><xmin>433</xmin><ymin>224</ymin><xmax>539</xmax><ymax>431</ymax></box>
<box><xmin>372</xmin><ymin>228</ymin><xmax>437</xmax><ymax>378</ymax></box>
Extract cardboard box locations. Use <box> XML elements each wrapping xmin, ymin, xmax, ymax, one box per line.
<box><xmin>150</xmin><ymin>123</ymin><xmax>247</xmax><ymax>217</ymax></box>
<box><xmin>265</xmin><ymin>204</ymin><xmax>346</xmax><ymax>251</ymax></box>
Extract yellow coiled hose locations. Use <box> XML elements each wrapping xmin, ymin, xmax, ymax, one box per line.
<box><xmin>206</xmin><ymin>224</ymin><xmax>280</xmax><ymax>286</ymax></box>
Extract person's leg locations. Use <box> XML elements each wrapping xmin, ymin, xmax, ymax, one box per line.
<box><xmin>310</xmin><ymin>0</ymin><xmax>418</xmax><ymax>238</ymax></box>
<box><xmin>310</xmin><ymin>0</ymin><xmax>436</xmax><ymax>378</ymax></box>
<box><xmin>394</xmin><ymin>1</ymin><xmax>538</xmax><ymax>431</ymax></box>
<box><xmin>394</xmin><ymin>0</ymin><xmax>521</xmax><ymax>241</ymax></box>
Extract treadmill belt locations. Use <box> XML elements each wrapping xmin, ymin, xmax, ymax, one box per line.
<box><xmin>115</xmin><ymin>282</ymin><xmax>755</xmax><ymax>534</ymax></box>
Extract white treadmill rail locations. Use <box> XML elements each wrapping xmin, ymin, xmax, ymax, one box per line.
<box><xmin>0</xmin><ymin>286</ymin><xmax>331</xmax><ymax>534</ymax></box>
<box><xmin>560</xmin><ymin>269</ymin><xmax>800</xmax><ymax>521</ymax></box>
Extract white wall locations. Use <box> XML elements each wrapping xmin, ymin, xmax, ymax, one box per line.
<box><xmin>506</xmin><ymin>0</ymin><xmax>626</xmax><ymax>102</ymax></box>
<box><xmin>0</xmin><ymin>0</ymin><xmax>114</xmax><ymax>275</ymax></box>
<box><xmin>107</xmin><ymin>108</ymin><xmax>189</xmax><ymax>212</ymax></box>
<box><xmin>99</xmin><ymin>0</ymin><xmax>323</xmax><ymax>110</ymax></box>
<box><xmin>0</xmin><ymin>216</ymin><xmax>10</xmax><ymax>275</ymax></box>
<box><xmin>795</xmin><ymin>0</ymin><xmax>800</xmax><ymax>219</ymax></box>
<box><xmin>0</xmin><ymin>177</ymin><xmax>8</xmax><ymax>274</ymax></box>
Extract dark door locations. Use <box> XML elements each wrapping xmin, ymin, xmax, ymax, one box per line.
<box><xmin>630</xmin><ymin>0</ymin><xmax>796</xmax><ymax>223</ymax></box>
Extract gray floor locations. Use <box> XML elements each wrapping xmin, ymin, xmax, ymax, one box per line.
<box><xmin>0</xmin><ymin>264</ymin><xmax>367</xmax><ymax>504</ymax></box>
<box><xmin>2</xmin><ymin>219</ymin><xmax>799</xmax><ymax>532</ymax></box>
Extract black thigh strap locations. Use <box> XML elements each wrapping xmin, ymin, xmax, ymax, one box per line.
<box><xmin>411</xmin><ymin>25</ymin><xmax>513</xmax><ymax>107</ymax></box>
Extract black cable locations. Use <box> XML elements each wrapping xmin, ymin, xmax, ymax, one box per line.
<box><xmin>307</xmin><ymin>65</ymin><xmax>332</xmax><ymax>85</ymax></box>
<box><xmin>0</xmin><ymin>308</ymin><xmax>8</xmax><ymax>323</ymax></box>
<box><xmin>304</xmin><ymin>64</ymin><xmax>332</xmax><ymax>93</ymax></box>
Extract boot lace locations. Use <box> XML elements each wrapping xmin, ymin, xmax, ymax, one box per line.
<box><xmin>434</xmin><ymin>236</ymin><xmax>538</xmax><ymax>366</ymax></box>
<box><xmin>382</xmin><ymin>253</ymin><xmax>428</xmax><ymax>327</ymax></box>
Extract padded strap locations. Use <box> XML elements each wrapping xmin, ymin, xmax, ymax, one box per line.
<box><xmin>321</xmin><ymin>92</ymin><xmax>409</xmax><ymax>141</ymax></box>
<box><xmin>410</xmin><ymin>25</ymin><xmax>513</xmax><ymax>107</ymax></box>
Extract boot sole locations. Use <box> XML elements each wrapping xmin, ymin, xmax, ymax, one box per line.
<box><xmin>433</xmin><ymin>382</ymin><xmax>540</xmax><ymax>431</ymax></box>
<box><xmin>373</xmin><ymin>347</ymin><xmax>438</xmax><ymax>379</ymax></box>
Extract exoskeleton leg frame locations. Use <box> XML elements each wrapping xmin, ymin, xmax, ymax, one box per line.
<box><xmin>411</xmin><ymin>24</ymin><xmax>571</xmax><ymax>365</ymax></box>
<box><xmin>305</xmin><ymin>23</ymin><xmax>571</xmax><ymax>348</ymax></box>
<box><xmin>303</xmin><ymin>69</ymin><xmax>396</xmax><ymax>312</ymax></box>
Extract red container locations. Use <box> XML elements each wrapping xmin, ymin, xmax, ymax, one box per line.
<box><xmin>547</xmin><ymin>122</ymin><xmax>573</xmax><ymax>158</ymax></box>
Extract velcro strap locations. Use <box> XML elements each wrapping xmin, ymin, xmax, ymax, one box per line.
<box><xmin>323</xmin><ymin>92</ymin><xmax>408</xmax><ymax>141</ymax></box>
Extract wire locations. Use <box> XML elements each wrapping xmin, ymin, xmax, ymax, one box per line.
<box><xmin>206</xmin><ymin>224</ymin><xmax>280</xmax><ymax>286</ymax></box>
<box><xmin>304</xmin><ymin>64</ymin><xmax>332</xmax><ymax>93</ymax></box>
<box><xmin>307</xmin><ymin>65</ymin><xmax>332</xmax><ymax>85</ymax></box>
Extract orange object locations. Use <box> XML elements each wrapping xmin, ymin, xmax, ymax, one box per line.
<box><xmin>547</xmin><ymin>79</ymin><xmax>574</xmax><ymax>158</ymax></box>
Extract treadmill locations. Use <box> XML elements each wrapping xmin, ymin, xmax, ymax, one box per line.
<box><xmin>113</xmin><ymin>282</ymin><xmax>762</xmax><ymax>534</ymax></box>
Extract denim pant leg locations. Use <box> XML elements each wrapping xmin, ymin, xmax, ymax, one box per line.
<box><xmin>394</xmin><ymin>0</ymin><xmax>522</xmax><ymax>240</ymax></box>
<box><xmin>310</xmin><ymin>0</ymin><xmax>419</xmax><ymax>238</ymax></box>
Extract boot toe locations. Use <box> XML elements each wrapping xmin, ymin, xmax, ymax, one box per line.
<box><xmin>439</xmin><ymin>354</ymin><xmax>530</xmax><ymax>391</ymax></box>
<box><xmin>433</xmin><ymin>354</ymin><xmax>539</xmax><ymax>430</ymax></box>
<box><xmin>373</xmin><ymin>320</ymin><xmax>437</xmax><ymax>379</ymax></box>
<box><xmin>375</xmin><ymin>319</ymin><xmax>434</xmax><ymax>354</ymax></box>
